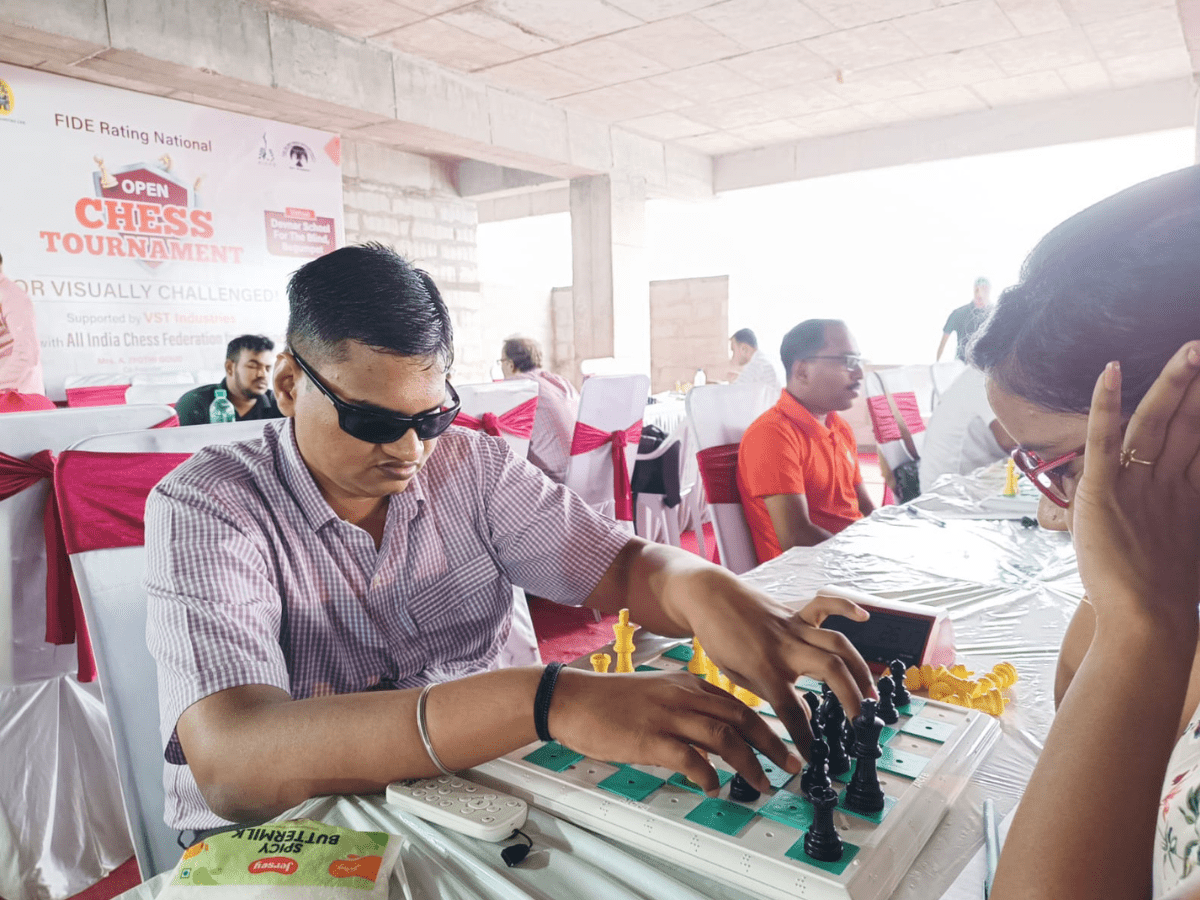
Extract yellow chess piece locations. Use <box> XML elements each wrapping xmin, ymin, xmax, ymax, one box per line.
<box><xmin>991</xmin><ymin>662</ymin><xmax>1019</xmax><ymax>688</ymax></box>
<box><xmin>687</xmin><ymin>637</ymin><xmax>708</xmax><ymax>676</ymax></box>
<box><xmin>613</xmin><ymin>609</ymin><xmax>639</xmax><ymax>673</ymax></box>
<box><xmin>948</xmin><ymin>664</ymin><xmax>974</xmax><ymax>678</ymax></box>
<box><xmin>732</xmin><ymin>685</ymin><xmax>762</xmax><ymax>707</ymax></box>
<box><xmin>590</xmin><ymin>652</ymin><xmax>612</xmax><ymax>673</ymax></box>
<box><xmin>928</xmin><ymin>681</ymin><xmax>955</xmax><ymax>701</ymax></box>
<box><xmin>971</xmin><ymin>674</ymin><xmax>1000</xmax><ymax>697</ymax></box>
<box><xmin>905</xmin><ymin>666</ymin><xmax>923</xmax><ymax>691</ymax></box>
<box><xmin>1003</xmin><ymin>458</ymin><xmax>1019</xmax><ymax>497</ymax></box>
<box><xmin>933</xmin><ymin>672</ymin><xmax>977</xmax><ymax>696</ymax></box>
<box><xmin>972</xmin><ymin>688</ymin><xmax>1009</xmax><ymax>716</ymax></box>
<box><xmin>942</xmin><ymin>692</ymin><xmax>974</xmax><ymax>708</ymax></box>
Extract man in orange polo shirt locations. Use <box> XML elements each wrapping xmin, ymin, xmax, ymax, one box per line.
<box><xmin>737</xmin><ymin>319</ymin><xmax>874</xmax><ymax>563</ymax></box>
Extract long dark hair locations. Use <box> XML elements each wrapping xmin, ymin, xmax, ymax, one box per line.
<box><xmin>970</xmin><ymin>165</ymin><xmax>1200</xmax><ymax>416</ymax></box>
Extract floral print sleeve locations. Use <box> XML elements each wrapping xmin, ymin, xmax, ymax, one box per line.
<box><xmin>1156</xmin><ymin>705</ymin><xmax>1200</xmax><ymax>895</ymax></box>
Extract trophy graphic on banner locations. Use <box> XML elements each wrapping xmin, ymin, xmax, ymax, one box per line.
<box><xmin>93</xmin><ymin>156</ymin><xmax>117</xmax><ymax>189</ymax></box>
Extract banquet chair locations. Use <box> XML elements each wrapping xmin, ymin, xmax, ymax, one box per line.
<box><xmin>454</xmin><ymin>380</ymin><xmax>541</xmax><ymax>667</ymax></box>
<box><xmin>125</xmin><ymin>383</ymin><xmax>192</xmax><ymax>406</ymax></box>
<box><xmin>63</xmin><ymin>373</ymin><xmax>133</xmax><ymax>407</ymax></box>
<box><xmin>686</xmin><ymin>383</ymin><xmax>773</xmax><ymax>575</ymax></box>
<box><xmin>60</xmin><ymin>420</ymin><xmax>269</xmax><ymax>879</ymax></box>
<box><xmin>564</xmin><ymin>374</ymin><xmax>650</xmax><ymax>526</ymax></box>
<box><xmin>865</xmin><ymin>370</ymin><xmax>927</xmax><ymax>504</ymax></box>
<box><xmin>930</xmin><ymin>360</ymin><xmax>968</xmax><ymax>409</ymax></box>
<box><xmin>634</xmin><ymin>423</ymin><xmax>706</xmax><ymax>559</ymax></box>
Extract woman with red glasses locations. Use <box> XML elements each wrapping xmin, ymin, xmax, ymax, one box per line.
<box><xmin>970</xmin><ymin>164</ymin><xmax>1200</xmax><ymax>900</ymax></box>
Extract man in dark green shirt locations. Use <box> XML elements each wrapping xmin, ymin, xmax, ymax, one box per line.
<box><xmin>937</xmin><ymin>277</ymin><xmax>991</xmax><ymax>362</ymax></box>
<box><xmin>176</xmin><ymin>334</ymin><xmax>284</xmax><ymax>425</ymax></box>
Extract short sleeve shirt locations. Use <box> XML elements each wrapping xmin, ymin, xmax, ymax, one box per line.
<box><xmin>735</xmin><ymin>350</ymin><xmax>782</xmax><ymax>394</ymax></box>
<box><xmin>736</xmin><ymin>390</ymin><xmax>863</xmax><ymax>564</ymax></box>
<box><xmin>942</xmin><ymin>303</ymin><xmax>988</xmax><ymax>362</ymax></box>
<box><xmin>145</xmin><ymin>418</ymin><xmax>631</xmax><ymax>829</ymax></box>
<box><xmin>175</xmin><ymin>381</ymin><xmax>284</xmax><ymax>426</ymax></box>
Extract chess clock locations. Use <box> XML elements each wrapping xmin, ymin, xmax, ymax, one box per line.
<box><xmin>801</xmin><ymin>585</ymin><xmax>956</xmax><ymax>672</ymax></box>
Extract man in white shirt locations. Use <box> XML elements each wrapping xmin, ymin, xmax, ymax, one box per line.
<box><xmin>730</xmin><ymin>328</ymin><xmax>781</xmax><ymax>394</ymax></box>
<box><xmin>918</xmin><ymin>366</ymin><xmax>1016</xmax><ymax>493</ymax></box>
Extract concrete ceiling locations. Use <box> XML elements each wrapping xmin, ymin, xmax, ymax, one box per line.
<box><xmin>252</xmin><ymin>0</ymin><xmax>1199</xmax><ymax>156</ymax></box>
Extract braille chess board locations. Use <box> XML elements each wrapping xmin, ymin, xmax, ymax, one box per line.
<box><xmin>470</xmin><ymin>646</ymin><xmax>1000</xmax><ymax>900</ymax></box>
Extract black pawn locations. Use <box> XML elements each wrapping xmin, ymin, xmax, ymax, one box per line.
<box><xmin>890</xmin><ymin>659</ymin><xmax>911</xmax><ymax>707</ymax></box>
<box><xmin>729</xmin><ymin>772</ymin><xmax>761</xmax><ymax>802</ymax></box>
<box><xmin>823</xmin><ymin>702</ymin><xmax>851</xmax><ymax>777</ymax></box>
<box><xmin>876</xmin><ymin>675</ymin><xmax>900</xmax><ymax>725</ymax></box>
<box><xmin>843</xmin><ymin>698</ymin><xmax>886</xmax><ymax>814</ymax></box>
<box><xmin>800</xmin><ymin>736</ymin><xmax>831</xmax><ymax>796</ymax></box>
<box><xmin>803</xmin><ymin>691</ymin><xmax>823</xmax><ymax>742</ymax></box>
<box><xmin>803</xmin><ymin>785</ymin><xmax>844</xmax><ymax>863</ymax></box>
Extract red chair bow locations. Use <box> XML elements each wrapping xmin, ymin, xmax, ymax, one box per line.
<box><xmin>696</xmin><ymin>443</ymin><xmax>741</xmax><ymax>505</ymax></box>
<box><xmin>454</xmin><ymin>397</ymin><xmax>538</xmax><ymax>439</ymax></box>
<box><xmin>570</xmin><ymin>420</ymin><xmax>643</xmax><ymax>520</ymax></box>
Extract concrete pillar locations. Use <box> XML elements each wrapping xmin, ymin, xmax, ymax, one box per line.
<box><xmin>569</xmin><ymin>173</ymin><xmax>649</xmax><ymax>381</ymax></box>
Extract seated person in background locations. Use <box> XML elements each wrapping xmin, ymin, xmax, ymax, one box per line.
<box><xmin>146</xmin><ymin>243</ymin><xmax>875</xmax><ymax>837</ymax></box>
<box><xmin>176</xmin><ymin>334</ymin><xmax>283</xmax><ymax>425</ymax></box>
<box><xmin>730</xmin><ymin>328</ymin><xmax>781</xmax><ymax>393</ymax></box>
<box><xmin>738</xmin><ymin>319</ymin><xmax>874</xmax><ymax>563</ymax></box>
<box><xmin>499</xmin><ymin>335</ymin><xmax>579</xmax><ymax>483</ymax></box>
<box><xmin>970</xmin><ymin>166</ymin><xmax>1200</xmax><ymax>900</ymax></box>
<box><xmin>0</xmin><ymin>251</ymin><xmax>45</xmax><ymax>396</ymax></box>
<box><xmin>917</xmin><ymin>366</ymin><xmax>1016</xmax><ymax>493</ymax></box>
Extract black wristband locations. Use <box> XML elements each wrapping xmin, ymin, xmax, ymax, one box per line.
<box><xmin>533</xmin><ymin>662</ymin><xmax>564</xmax><ymax>743</ymax></box>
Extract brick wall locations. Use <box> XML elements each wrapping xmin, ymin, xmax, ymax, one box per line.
<box><xmin>341</xmin><ymin>139</ymin><xmax>487</xmax><ymax>383</ymax></box>
<box><xmin>649</xmin><ymin>275</ymin><xmax>730</xmax><ymax>394</ymax></box>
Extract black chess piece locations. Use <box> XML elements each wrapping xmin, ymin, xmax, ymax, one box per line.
<box><xmin>843</xmin><ymin>698</ymin><xmax>886</xmax><ymax>814</ymax></box>
<box><xmin>890</xmin><ymin>659</ymin><xmax>911</xmax><ymax>707</ymax></box>
<box><xmin>803</xmin><ymin>785</ymin><xmax>844</xmax><ymax>863</ymax></box>
<box><xmin>800</xmin><ymin>736</ymin><xmax>831</xmax><ymax>796</ymax></box>
<box><xmin>822</xmin><ymin>701</ymin><xmax>851</xmax><ymax>777</ymax></box>
<box><xmin>876</xmin><ymin>674</ymin><xmax>900</xmax><ymax>725</ymax></box>
<box><xmin>729</xmin><ymin>772</ymin><xmax>761</xmax><ymax>802</ymax></box>
<box><xmin>803</xmin><ymin>691</ymin><xmax>823</xmax><ymax>741</ymax></box>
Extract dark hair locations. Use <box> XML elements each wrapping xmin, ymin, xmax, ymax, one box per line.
<box><xmin>731</xmin><ymin>328</ymin><xmax>757</xmax><ymax>348</ymax></box>
<box><xmin>226</xmin><ymin>334</ymin><xmax>275</xmax><ymax>362</ymax></box>
<box><xmin>970</xmin><ymin>165</ymin><xmax>1200</xmax><ymax>416</ymax></box>
<box><xmin>780</xmin><ymin>319</ymin><xmax>843</xmax><ymax>379</ymax></box>
<box><xmin>502</xmin><ymin>336</ymin><xmax>542</xmax><ymax>373</ymax></box>
<box><xmin>286</xmin><ymin>243</ymin><xmax>454</xmax><ymax>368</ymax></box>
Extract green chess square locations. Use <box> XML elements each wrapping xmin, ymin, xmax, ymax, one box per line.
<box><xmin>635</xmin><ymin>664</ymin><xmax>659</xmax><ymax>672</ymax></box>
<box><xmin>896</xmin><ymin>696</ymin><xmax>926</xmax><ymax>715</ymax></box>
<box><xmin>880</xmin><ymin>725</ymin><xmax>898</xmax><ymax>745</ymax></box>
<box><xmin>523</xmin><ymin>741</ymin><xmax>584</xmax><ymax>772</ymax></box>
<box><xmin>684</xmin><ymin>798</ymin><xmax>757</xmax><ymax>836</ymax></box>
<box><xmin>878</xmin><ymin>745</ymin><xmax>929</xmax><ymax>780</ymax></box>
<box><xmin>760</xmin><ymin>702</ymin><xmax>778</xmax><ymax>718</ymax></box>
<box><xmin>784</xmin><ymin>835</ymin><xmax>861</xmax><ymax>875</ymax></box>
<box><xmin>598</xmin><ymin>766</ymin><xmax>666</xmax><ymax>802</ymax></box>
<box><xmin>662</xmin><ymin>644</ymin><xmax>693</xmax><ymax>662</ymax></box>
<box><xmin>796</xmin><ymin>676</ymin><xmax>824</xmax><ymax>693</ymax></box>
<box><xmin>756</xmin><ymin>790</ymin><xmax>814</xmax><ymax>831</ymax></box>
<box><xmin>755</xmin><ymin>751</ymin><xmax>797</xmax><ymax>790</ymax></box>
<box><xmin>900</xmin><ymin>716</ymin><xmax>955</xmax><ymax>743</ymax></box>
<box><xmin>668</xmin><ymin>769</ymin><xmax>733</xmax><ymax>795</ymax></box>
<box><xmin>838</xmin><ymin>792</ymin><xmax>897</xmax><ymax>825</ymax></box>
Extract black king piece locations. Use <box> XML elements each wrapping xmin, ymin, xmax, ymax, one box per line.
<box><xmin>843</xmin><ymin>697</ymin><xmax>886</xmax><ymax>814</ymax></box>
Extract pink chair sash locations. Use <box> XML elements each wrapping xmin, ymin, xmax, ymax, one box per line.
<box><xmin>891</xmin><ymin>392</ymin><xmax>925</xmax><ymax>435</ymax></box>
<box><xmin>695</xmin><ymin>443</ymin><xmax>740</xmax><ymax>505</ymax></box>
<box><xmin>866</xmin><ymin>395</ymin><xmax>902</xmax><ymax>444</ymax></box>
<box><xmin>454</xmin><ymin>397</ymin><xmax>538</xmax><ymax>439</ymax></box>
<box><xmin>0</xmin><ymin>390</ymin><xmax>56</xmax><ymax>413</ymax></box>
<box><xmin>569</xmin><ymin>420</ymin><xmax>643</xmax><ymax>521</ymax></box>
<box><xmin>65</xmin><ymin>384</ymin><xmax>130</xmax><ymax>407</ymax></box>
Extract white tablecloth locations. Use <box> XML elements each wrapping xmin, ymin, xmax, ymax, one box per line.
<box><xmin>113</xmin><ymin>486</ymin><xmax>1077</xmax><ymax>900</ymax></box>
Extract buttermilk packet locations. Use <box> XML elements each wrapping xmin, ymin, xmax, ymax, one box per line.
<box><xmin>157</xmin><ymin>819</ymin><xmax>401</xmax><ymax>899</ymax></box>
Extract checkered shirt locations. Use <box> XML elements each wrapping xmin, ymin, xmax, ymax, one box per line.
<box><xmin>145</xmin><ymin>418</ymin><xmax>630</xmax><ymax>829</ymax></box>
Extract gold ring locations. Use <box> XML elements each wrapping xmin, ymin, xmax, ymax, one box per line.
<box><xmin>1120</xmin><ymin>448</ymin><xmax>1155</xmax><ymax>468</ymax></box>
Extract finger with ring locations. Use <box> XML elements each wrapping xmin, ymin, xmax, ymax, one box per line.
<box><xmin>1119</xmin><ymin>448</ymin><xmax>1155</xmax><ymax>468</ymax></box>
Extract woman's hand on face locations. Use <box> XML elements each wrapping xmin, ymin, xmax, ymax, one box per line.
<box><xmin>1071</xmin><ymin>342</ymin><xmax>1200</xmax><ymax>631</ymax></box>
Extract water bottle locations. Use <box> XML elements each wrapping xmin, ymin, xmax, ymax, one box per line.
<box><xmin>693</xmin><ymin>368</ymin><xmax>707</xmax><ymax>386</ymax></box>
<box><xmin>209</xmin><ymin>388</ymin><xmax>236</xmax><ymax>423</ymax></box>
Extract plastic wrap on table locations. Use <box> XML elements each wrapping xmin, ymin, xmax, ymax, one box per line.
<box><xmin>910</xmin><ymin>462</ymin><xmax>1041</xmax><ymax>520</ymax></box>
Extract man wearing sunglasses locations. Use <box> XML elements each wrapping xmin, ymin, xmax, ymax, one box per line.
<box><xmin>738</xmin><ymin>318</ymin><xmax>875</xmax><ymax>564</ymax></box>
<box><xmin>144</xmin><ymin>244</ymin><xmax>874</xmax><ymax>837</ymax></box>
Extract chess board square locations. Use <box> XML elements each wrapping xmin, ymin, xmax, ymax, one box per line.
<box><xmin>796</xmin><ymin>676</ymin><xmax>824</xmax><ymax>693</ymax></box>
<box><xmin>900</xmin><ymin>716</ymin><xmax>955</xmax><ymax>743</ymax></box>
<box><xmin>896</xmin><ymin>696</ymin><xmax>926</xmax><ymax>715</ymax></box>
<box><xmin>635</xmin><ymin>664</ymin><xmax>659</xmax><ymax>672</ymax></box>
<box><xmin>784</xmin><ymin>835</ymin><xmax>861</xmax><ymax>875</ymax></box>
<box><xmin>755</xmin><ymin>751</ymin><xmax>797</xmax><ymax>790</ymax></box>
<box><xmin>878</xmin><ymin>745</ymin><xmax>929</xmax><ymax>780</ymax></box>
<box><xmin>839</xmin><ymin>792</ymin><xmax>898</xmax><ymax>825</ymax></box>
<box><xmin>880</xmin><ymin>725</ymin><xmax>898</xmax><ymax>745</ymax></box>
<box><xmin>756</xmin><ymin>790</ymin><xmax>814</xmax><ymax>831</ymax></box>
<box><xmin>598</xmin><ymin>766</ymin><xmax>666</xmax><ymax>802</ymax></box>
<box><xmin>669</xmin><ymin>768</ymin><xmax>733</xmax><ymax>795</ymax></box>
<box><xmin>662</xmin><ymin>644</ymin><xmax>693</xmax><ymax>662</ymax></box>
<box><xmin>684</xmin><ymin>798</ymin><xmax>757</xmax><ymax>836</ymax></box>
<box><xmin>523</xmin><ymin>741</ymin><xmax>584</xmax><ymax>772</ymax></box>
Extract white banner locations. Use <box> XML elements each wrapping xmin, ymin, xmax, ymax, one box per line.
<box><xmin>0</xmin><ymin>63</ymin><xmax>344</xmax><ymax>398</ymax></box>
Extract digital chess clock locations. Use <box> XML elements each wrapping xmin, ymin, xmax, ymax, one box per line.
<box><xmin>801</xmin><ymin>585</ymin><xmax>956</xmax><ymax>672</ymax></box>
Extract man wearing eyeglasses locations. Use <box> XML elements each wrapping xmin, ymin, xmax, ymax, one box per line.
<box><xmin>143</xmin><ymin>244</ymin><xmax>875</xmax><ymax>838</ymax></box>
<box><xmin>737</xmin><ymin>319</ymin><xmax>874</xmax><ymax>564</ymax></box>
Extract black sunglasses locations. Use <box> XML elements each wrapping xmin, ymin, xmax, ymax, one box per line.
<box><xmin>289</xmin><ymin>350</ymin><xmax>460</xmax><ymax>444</ymax></box>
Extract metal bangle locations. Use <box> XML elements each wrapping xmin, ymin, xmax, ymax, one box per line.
<box><xmin>416</xmin><ymin>683</ymin><xmax>454</xmax><ymax>776</ymax></box>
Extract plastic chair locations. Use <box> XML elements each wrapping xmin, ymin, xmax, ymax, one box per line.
<box><xmin>865</xmin><ymin>370</ymin><xmax>927</xmax><ymax>504</ymax></box>
<box><xmin>453</xmin><ymin>381</ymin><xmax>542</xmax><ymax>667</ymax></box>
<box><xmin>564</xmin><ymin>374</ymin><xmax>650</xmax><ymax>524</ymax></box>
<box><xmin>686</xmin><ymin>383</ymin><xmax>773</xmax><ymax>575</ymax></box>
<box><xmin>634</xmin><ymin>423</ymin><xmax>706</xmax><ymax>559</ymax></box>
<box><xmin>60</xmin><ymin>420</ymin><xmax>270</xmax><ymax>878</ymax></box>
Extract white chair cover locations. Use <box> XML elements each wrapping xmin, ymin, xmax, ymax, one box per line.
<box><xmin>130</xmin><ymin>372</ymin><xmax>195</xmax><ymax>386</ymax></box>
<box><xmin>62</xmin><ymin>373</ymin><xmax>133</xmax><ymax>407</ymax></box>
<box><xmin>634</xmin><ymin>422</ymin><xmax>706</xmax><ymax>559</ymax></box>
<box><xmin>564</xmin><ymin>374</ymin><xmax>650</xmax><ymax>523</ymax></box>
<box><xmin>124</xmin><ymin>384</ymin><xmax>191</xmax><ymax>406</ymax></box>
<box><xmin>686</xmin><ymin>383</ymin><xmax>773</xmax><ymax>576</ymax></box>
<box><xmin>578</xmin><ymin>357</ymin><xmax>649</xmax><ymax>378</ymax></box>
<box><xmin>454</xmin><ymin>381</ymin><xmax>542</xmax><ymax>668</ymax></box>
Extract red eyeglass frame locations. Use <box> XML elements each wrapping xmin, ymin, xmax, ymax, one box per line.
<box><xmin>1010</xmin><ymin>447</ymin><xmax>1082</xmax><ymax>508</ymax></box>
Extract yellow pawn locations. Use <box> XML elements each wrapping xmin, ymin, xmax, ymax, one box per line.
<box><xmin>687</xmin><ymin>637</ymin><xmax>708</xmax><ymax>676</ymax></box>
<box><xmin>732</xmin><ymin>684</ymin><xmax>762</xmax><ymax>707</ymax></box>
<box><xmin>971</xmin><ymin>674</ymin><xmax>1000</xmax><ymax>698</ymax></box>
<box><xmin>972</xmin><ymin>688</ymin><xmax>1009</xmax><ymax>716</ymax></box>
<box><xmin>948</xmin><ymin>664</ymin><xmax>974</xmax><ymax>678</ymax></box>
<box><xmin>704</xmin><ymin>657</ymin><xmax>731</xmax><ymax>693</ymax></box>
<box><xmin>991</xmin><ymin>662</ymin><xmax>1019</xmax><ymax>688</ymax></box>
<box><xmin>943</xmin><ymin>692</ymin><xmax>974</xmax><ymax>708</ymax></box>
<box><xmin>905</xmin><ymin>666</ymin><xmax>923</xmax><ymax>691</ymax></box>
<box><xmin>613</xmin><ymin>608</ymin><xmax>639</xmax><ymax>673</ymax></box>
<box><xmin>590</xmin><ymin>652</ymin><xmax>612</xmax><ymax>673</ymax></box>
<box><xmin>1003</xmin><ymin>457</ymin><xmax>1020</xmax><ymax>497</ymax></box>
<box><xmin>928</xmin><ymin>681</ymin><xmax>955</xmax><ymax>701</ymax></box>
<box><xmin>933</xmin><ymin>673</ymin><xmax>977</xmax><ymax>696</ymax></box>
